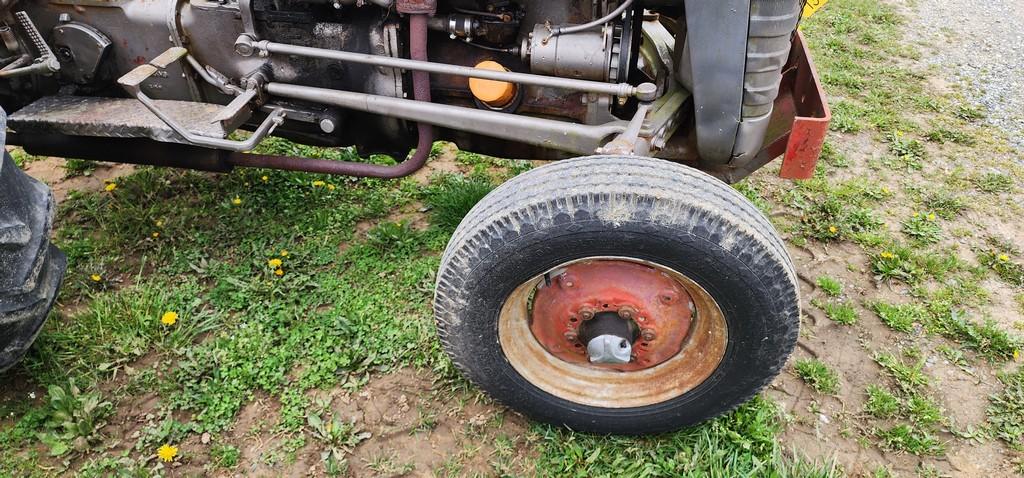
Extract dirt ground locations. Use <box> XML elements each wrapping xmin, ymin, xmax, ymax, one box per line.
<box><xmin>3</xmin><ymin>0</ymin><xmax>1023</xmax><ymax>476</ymax></box>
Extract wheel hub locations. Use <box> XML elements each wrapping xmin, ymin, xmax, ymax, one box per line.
<box><xmin>530</xmin><ymin>260</ymin><xmax>694</xmax><ymax>371</ymax></box>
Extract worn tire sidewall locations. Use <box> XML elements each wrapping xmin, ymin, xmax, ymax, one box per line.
<box><xmin>443</xmin><ymin>201</ymin><xmax>796</xmax><ymax>434</ymax></box>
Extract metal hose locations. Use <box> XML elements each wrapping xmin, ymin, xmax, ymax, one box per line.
<box><xmin>550</xmin><ymin>0</ymin><xmax>635</xmax><ymax>38</ymax></box>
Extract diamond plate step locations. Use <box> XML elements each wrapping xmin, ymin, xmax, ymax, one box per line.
<box><xmin>8</xmin><ymin>96</ymin><xmax>228</xmax><ymax>144</ymax></box>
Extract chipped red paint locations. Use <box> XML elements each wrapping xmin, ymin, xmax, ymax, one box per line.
<box><xmin>777</xmin><ymin>31</ymin><xmax>831</xmax><ymax>179</ymax></box>
<box><xmin>529</xmin><ymin>260</ymin><xmax>693</xmax><ymax>372</ymax></box>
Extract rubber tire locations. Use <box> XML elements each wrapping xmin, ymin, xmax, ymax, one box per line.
<box><xmin>434</xmin><ymin>156</ymin><xmax>799</xmax><ymax>434</ymax></box>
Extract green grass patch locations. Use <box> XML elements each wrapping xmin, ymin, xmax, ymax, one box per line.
<box><xmin>871</xmin><ymin>302</ymin><xmax>926</xmax><ymax>333</ymax></box>
<box><xmin>794</xmin><ymin>358</ymin><xmax>840</xmax><ymax>395</ymax></box>
<box><xmin>987</xmin><ymin>366</ymin><xmax>1024</xmax><ymax>450</ymax></box>
<box><xmin>816</xmin><ymin>275</ymin><xmax>843</xmax><ymax>297</ymax></box>
<box><xmin>814</xmin><ymin>299</ymin><xmax>859</xmax><ymax>326</ymax></box>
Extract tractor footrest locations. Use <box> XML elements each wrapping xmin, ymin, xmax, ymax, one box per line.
<box><xmin>8</xmin><ymin>95</ymin><xmax>229</xmax><ymax>144</ymax></box>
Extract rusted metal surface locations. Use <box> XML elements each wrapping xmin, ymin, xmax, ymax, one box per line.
<box><xmin>499</xmin><ymin>257</ymin><xmax>728</xmax><ymax>409</ymax></box>
<box><xmin>754</xmin><ymin>31</ymin><xmax>831</xmax><ymax>180</ymax></box>
<box><xmin>531</xmin><ymin>260</ymin><xmax>693</xmax><ymax>371</ymax></box>
<box><xmin>395</xmin><ymin>0</ymin><xmax>436</xmax><ymax>14</ymax></box>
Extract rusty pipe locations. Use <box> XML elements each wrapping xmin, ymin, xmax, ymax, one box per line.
<box><xmin>231</xmin><ymin>14</ymin><xmax>435</xmax><ymax>178</ymax></box>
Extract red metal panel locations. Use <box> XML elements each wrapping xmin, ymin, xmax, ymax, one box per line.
<box><xmin>777</xmin><ymin>31</ymin><xmax>831</xmax><ymax>179</ymax></box>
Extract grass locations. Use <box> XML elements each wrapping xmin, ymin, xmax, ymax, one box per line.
<box><xmin>816</xmin><ymin>275</ymin><xmax>843</xmax><ymax>297</ymax></box>
<box><xmin>987</xmin><ymin>366</ymin><xmax>1024</xmax><ymax>450</ymax></box>
<box><xmin>3</xmin><ymin>0</ymin><xmax>1024</xmax><ymax>473</ymax></box>
<box><xmin>871</xmin><ymin>302</ymin><xmax>926</xmax><ymax>333</ymax></box>
<box><xmin>814</xmin><ymin>299</ymin><xmax>859</xmax><ymax>325</ymax></box>
<box><xmin>794</xmin><ymin>359</ymin><xmax>840</xmax><ymax>395</ymax></box>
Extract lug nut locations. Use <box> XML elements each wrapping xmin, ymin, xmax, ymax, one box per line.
<box><xmin>617</xmin><ymin>306</ymin><xmax>638</xmax><ymax>320</ymax></box>
<box><xmin>578</xmin><ymin>307</ymin><xmax>595</xmax><ymax>320</ymax></box>
<box><xmin>564</xmin><ymin>331</ymin><xmax>578</xmax><ymax>342</ymax></box>
<box><xmin>640</xmin><ymin>329</ymin><xmax>656</xmax><ymax>341</ymax></box>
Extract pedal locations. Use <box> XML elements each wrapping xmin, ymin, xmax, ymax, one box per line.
<box><xmin>116</xmin><ymin>46</ymin><xmax>267</xmax><ymax>140</ymax></box>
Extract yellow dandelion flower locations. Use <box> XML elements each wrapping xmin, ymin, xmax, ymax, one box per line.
<box><xmin>157</xmin><ymin>444</ymin><xmax>178</xmax><ymax>462</ymax></box>
<box><xmin>274</xmin><ymin>268</ymin><xmax>284</xmax><ymax>277</ymax></box>
<box><xmin>327</xmin><ymin>184</ymin><xmax>336</xmax><ymax>191</ymax></box>
<box><xmin>912</xmin><ymin>212</ymin><xmax>920</xmax><ymax>218</ymax></box>
<box><xmin>232</xmin><ymin>196</ymin><xmax>242</xmax><ymax>206</ymax></box>
<box><xmin>104</xmin><ymin>183</ymin><xmax>117</xmax><ymax>192</ymax></box>
<box><xmin>998</xmin><ymin>254</ymin><xmax>1010</xmax><ymax>262</ymax></box>
<box><xmin>261</xmin><ymin>175</ymin><xmax>269</xmax><ymax>182</ymax></box>
<box><xmin>828</xmin><ymin>226</ymin><xmax>838</xmax><ymax>234</ymax></box>
<box><xmin>312</xmin><ymin>180</ymin><xmax>326</xmax><ymax>188</ymax></box>
<box><xmin>90</xmin><ymin>274</ymin><xmax>102</xmax><ymax>282</ymax></box>
<box><xmin>152</xmin><ymin>231</ymin><xmax>160</xmax><ymax>238</ymax></box>
<box><xmin>155</xmin><ymin>220</ymin><xmax>164</xmax><ymax>228</ymax></box>
<box><xmin>280</xmin><ymin>249</ymin><xmax>289</xmax><ymax>257</ymax></box>
<box><xmin>1015</xmin><ymin>349</ymin><xmax>1021</xmax><ymax>361</ymax></box>
<box><xmin>926</xmin><ymin>213</ymin><xmax>936</xmax><ymax>221</ymax></box>
<box><xmin>896</xmin><ymin>130</ymin><xmax>904</xmax><ymax>137</ymax></box>
<box><xmin>268</xmin><ymin>258</ymin><xmax>283</xmax><ymax>269</ymax></box>
<box><xmin>880</xmin><ymin>251</ymin><xmax>895</xmax><ymax>259</ymax></box>
<box><xmin>881</xmin><ymin>187</ymin><xmax>890</xmax><ymax>194</ymax></box>
<box><xmin>160</xmin><ymin>311</ymin><xmax>178</xmax><ymax>326</ymax></box>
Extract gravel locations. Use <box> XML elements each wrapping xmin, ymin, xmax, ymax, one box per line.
<box><xmin>906</xmin><ymin>0</ymin><xmax>1024</xmax><ymax>150</ymax></box>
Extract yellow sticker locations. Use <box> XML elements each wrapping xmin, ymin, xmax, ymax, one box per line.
<box><xmin>802</xmin><ymin>0</ymin><xmax>830</xmax><ymax>18</ymax></box>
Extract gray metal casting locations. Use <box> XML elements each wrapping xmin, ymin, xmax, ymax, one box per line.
<box><xmin>586</xmin><ymin>335</ymin><xmax>633</xmax><ymax>365</ymax></box>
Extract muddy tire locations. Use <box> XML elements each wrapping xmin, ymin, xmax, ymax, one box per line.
<box><xmin>433</xmin><ymin>155</ymin><xmax>798</xmax><ymax>434</ymax></box>
<box><xmin>0</xmin><ymin>113</ymin><xmax>66</xmax><ymax>373</ymax></box>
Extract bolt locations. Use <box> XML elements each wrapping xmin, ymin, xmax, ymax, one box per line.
<box><xmin>640</xmin><ymin>329</ymin><xmax>656</xmax><ymax>342</ymax></box>
<box><xmin>564</xmin><ymin>331</ymin><xmax>577</xmax><ymax>342</ymax></box>
<box><xmin>560</xmin><ymin>274</ymin><xmax>576</xmax><ymax>289</ymax></box>
<box><xmin>578</xmin><ymin>307</ymin><xmax>595</xmax><ymax>320</ymax></box>
<box><xmin>58</xmin><ymin>13</ymin><xmax>71</xmax><ymax>23</ymax></box>
<box><xmin>617</xmin><ymin>305</ymin><xmax>638</xmax><ymax>320</ymax></box>
<box><xmin>319</xmin><ymin>118</ymin><xmax>336</xmax><ymax>134</ymax></box>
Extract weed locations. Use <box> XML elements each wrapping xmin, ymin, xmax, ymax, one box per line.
<box><xmin>871</xmin><ymin>302</ymin><xmax>926</xmax><ymax>333</ymax></box>
<box><xmin>977</xmin><ymin>249</ymin><xmax>1024</xmax><ymax>288</ymax></box>
<box><xmin>794</xmin><ymin>359</ymin><xmax>840</xmax><ymax>395</ymax></box>
<box><xmin>37</xmin><ymin>382</ymin><xmax>113</xmax><ymax>456</ymax></box>
<box><xmin>62</xmin><ymin>159</ymin><xmax>99</xmax><ymax>178</ymax></box>
<box><xmin>532</xmin><ymin>395</ymin><xmax>839</xmax><ymax>476</ymax></box>
<box><xmin>864</xmin><ymin>385</ymin><xmax>900</xmax><ymax>419</ymax></box>
<box><xmin>872</xmin><ymin>247</ymin><xmax>922</xmax><ymax>283</ymax></box>
<box><xmin>954</xmin><ymin>104</ymin><xmax>985</xmax><ymax>121</ymax></box>
<box><xmin>987</xmin><ymin>366</ymin><xmax>1024</xmax><ymax>450</ymax></box>
<box><xmin>972</xmin><ymin>172</ymin><xmax>1015</xmax><ymax>193</ymax></box>
<box><xmin>307</xmin><ymin>411</ymin><xmax>371</xmax><ymax>476</ymax></box>
<box><xmin>885</xmin><ymin>132</ymin><xmax>926</xmax><ymax>170</ymax></box>
<box><xmin>733</xmin><ymin>180</ymin><xmax>771</xmax><ymax>213</ymax></box>
<box><xmin>874</xmin><ymin>352</ymin><xmax>928</xmax><ymax>395</ymax></box>
<box><xmin>928</xmin><ymin>311</ymin><xmax>1022</xmax><ymax>362</ymax></box>
<box><xmin>211</xmin><ymin>444</ymin><xmax>241</xmax><ymax>468</ymax></box>
<box><xmin>901</xmin><ymin>213</ymin><xmax>942</xmax><ymax>245</ymax></box>
<box><xmin>875</xmin><ymin>424</ymin><xmax>945</xmax><ymax>456</ymax></box>
<box><xmin>816</xmin><ymin>276</ymin><xmax>844</xmax><ymax>297</ymax></box>
<box><xmin>922</xmin><ymin>191</ymin><xmax>967</xmax><ymax>219</ymax></box>
<box><xmin>9</xmin><ymin>148</ymin><xmax>42</xmax><ymax>168</ymax></box>
<box><xmin>925</xmin><ymin>127</ymin><xmax>975</xmax><ymax>145</ymax></box>
<box><xmin>424</xmin><ymin>174</ymin><xmax>495</xmax><ymax>232</ymax></box>
<box><xmin>814</xmin><ymin>299</ymin><xmax>859</xmax><ymax>326</ymax></box>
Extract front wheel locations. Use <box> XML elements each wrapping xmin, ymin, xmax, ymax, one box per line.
<box><xmin>434</xmin><ymin>156</ymin><xmax>799</xmax><ymax>434</ymax></box>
